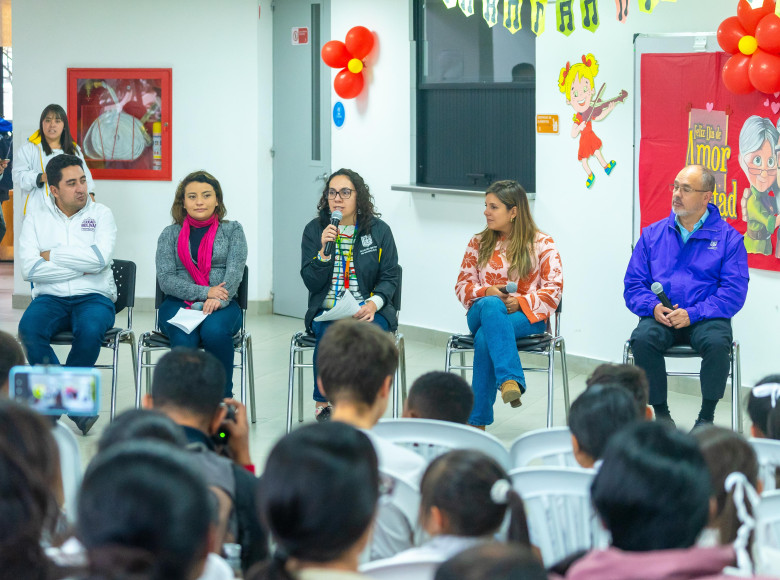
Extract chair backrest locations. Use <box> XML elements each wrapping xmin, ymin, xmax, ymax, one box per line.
<box><xmin>361</xmin><ymin>557</ymin><xmax>442</xmax><ymax>580</ymax></box>
<box><xmin>508</xmin><ymin>466</ymin><xmax>608</xmax><ymax>566</ymax></box>
<box><xmin>750</xmin><ymin>438</ymin><xmax>780</xmax><ymax>492</ymax></box>
<box><xmin>392</xmin><ymin>265</ymin><xmax>402</xmax><ymax>313</ymax></box>
<box><xmin>756</xmin><ymin>490</ymin><xmax>780</xmax><ymax>573</ymax></box>
<box><xmin>510</xmin><ymin>427</ymin><xmax>578</xmax><ymax>469</ymax></box>
<box><xmin>111</xmin><ymin>259</ymin><xmax>136</xmax><ymax>313</ymax></box>
<box><xmin>52</xmin><ymin>421</ymin><xmax>83</xmax><ymax>523</ymax></box>
<box><xmin>380</xmin><ymin>467</ymin><xmax>422</xmax><ymax>533</ymax></box>
<box><xmin>373</xmin><ymin>418</ymin><xmax>511</xmax><ymax>470</ymax></box>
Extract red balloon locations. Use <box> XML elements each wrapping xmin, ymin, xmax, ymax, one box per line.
<box><xmin>717</xmin><ymin>16</ymin><xmax>747</xmax><ymax>54</ymax></box>
<box><xmin>749</xmin><ymin>48</ymin><xmax>780</xmax><ymax>93</ymax></box>
<box><xmin>737</xmin><ymin>0</ymin><xmax>775</xmax><ymax>33</ymax></box>
<box><xmin>722</xmin><ymin>53</ymin><xmax>755</xmax><ymax>94</ymax></box>
<box><xmin>321</xmin><ymin>40</ymin><xmax>351</xmax><ymax>69</ymax></box>
<box><xmin>756</xmin><ymin>13</ymin><xmax>780</xmax><ymax>54</ymax></box>
<box><xmin>345</xmin><ymin>26</ymin><xmax>374</xmax><ymax>60</ymax></box>
<box><xmin>333</xmin><ymin>69</ymin><xmax>364</xmax><ymax>99</ymax></box>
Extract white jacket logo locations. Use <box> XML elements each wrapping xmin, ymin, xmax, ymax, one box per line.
<box><xmin>709</xmin><ymin>240</ymin><xmax>718</xmax><ymax>250</ymax></box>
<box><xmin>361</xmin><ymin>234</ymin><xmax>373</xmax><ymax>247</ymax></box>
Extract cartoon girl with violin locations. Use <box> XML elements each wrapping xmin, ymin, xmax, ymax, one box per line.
<box><xmin>558</xmin><ymin>53</ymin><xmax>627</xmax><ymax>189</ymax></box>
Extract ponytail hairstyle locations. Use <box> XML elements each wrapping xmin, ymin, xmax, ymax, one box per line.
<box><xmin>249</xmin><ymin>422</ymin><xmax>379</xmax><ymax>580</ymax></box>
<box><xmin>78</xmin><ymin>441</ymin><xmax>211</xmax><ymax>580</ymax></box>
<box><xmin>419</xmin><ymin>450</ymin><xmax>531</xmax><ymax>546</ymax></box>
<box><xmin>747</xmin><ymin>374</ymin><xmax>780</xmax><ymax>437</ymax></box>
<box><xmin>477</xmin><ymin>180</ymin><xmax>539</xmax><ymax>282</ymax></box>
<box><xmin>39</xmin><ymin>104</ymin><xmax>78</xmax><ymax>156</ymax></box>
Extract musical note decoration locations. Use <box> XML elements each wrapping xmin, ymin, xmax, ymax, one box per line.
<box><xmin>557</xmin><ymin>0</ymin><xmax>576</xmax><ymax>36</ymax></box>
<box><xmin>530</xmin><ymin>0</ymin><xmax>546</xmax><ymax>36</ymax></box>
<box><xmin>503</xmin><ymin>0</ymin><xmax>523</xmax><ymax>33</ymax></box>
<box><xmin>638</xmin><ymin>0</ymin><xmax>659</xmax><ymax>13</ymax></box>
<box><xmin>442</xmin><ymin>0</ymin><xmax>457</xmax><ymax>8</ymax></box>
<box><xmin>458</xmin><ymin>0</ymin><xmax>475</xmax><ymax>16</ymax></box>
<box><xmin>581</xmin><ymin>0</ymin><xmax>600</xmax><ymax>31</ymax></box>
<box><xmin>614</xmin><ymin>0</ymin><xmax>629</xmax><ymax>22</ymax></box>
<box><xmin>483</xmin><ymin>0</ymin><xmax>500</xmax><ymax>27</ymax></box>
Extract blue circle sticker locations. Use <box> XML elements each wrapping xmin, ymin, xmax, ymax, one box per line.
<box><xmin>333</xmin><ymin>102</ymin><xmax>345</xmax><ymax>128</ymax></box>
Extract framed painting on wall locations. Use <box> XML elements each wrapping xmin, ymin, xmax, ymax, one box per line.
<box><xmin>67</xmin><ymin>68</ymin><xmax>172</xmax><ymax>181</ymax></box>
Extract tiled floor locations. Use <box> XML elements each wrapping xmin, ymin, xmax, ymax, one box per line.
<box><xmin>0</xmin><ymin>262</ymin><xmax>737</xmax><ymax>471</ymax></box>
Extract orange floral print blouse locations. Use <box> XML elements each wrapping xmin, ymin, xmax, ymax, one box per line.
<box><xmin>455</xmin><ymin>232</ymin><xmax>563</xmax><ymax>324</ymax></box>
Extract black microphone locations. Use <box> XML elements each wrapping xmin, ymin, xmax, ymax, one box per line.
<box><xmin>651</xmin><ymin>282</ymin><xmax>675</xmax><ymax>310</ymax></box>
<box><xmin>499</xmin><ymin>281</ymin><xmax>518</xmax><ymax>294</ymax></box>
<box><xmin>323</xmin><ymin>210</ymin><xmax>343</xmax><ymax>257</ymax></box>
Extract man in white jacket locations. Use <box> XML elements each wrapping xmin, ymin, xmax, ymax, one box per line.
<box><xmin>18</xmin><ymin>154</ymin><xmax>117</xmax><ymax>434</ymax></box>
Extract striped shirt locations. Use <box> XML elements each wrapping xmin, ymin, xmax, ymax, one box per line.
<box><xmin>322</xmin><ymin>225</ymin><xmax>364</xmax><ymax>309</ymax></box>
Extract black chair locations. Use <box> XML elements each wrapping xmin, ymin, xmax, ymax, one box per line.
<box><xmin>50</xmin><ymin>259</ymin><xmax>137</xmax><ymax>421</ymax></box>
<box><xmin>134</xmin><ymin>266</ymin><xmax>256</xmax><ymax>422</ymax></box>
<box><xmin>444</xmin><ymin>299</ymin><xmax>570</xmax><ymax>428</ymax></box>
<box><xmin>622</xmin><ymin>338</ymin><xmax>742</xmax><ymax>432</ymax></box>
<box><xmin>286</xmin><ymin>266</ymin><xmax>407</xmax><ymax>433</ymax></box>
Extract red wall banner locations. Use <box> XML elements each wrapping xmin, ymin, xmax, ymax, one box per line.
<box><xmin>639</xmin><ymin>52</ymin><xmax>780</xmax><ymax>271</ymax></box>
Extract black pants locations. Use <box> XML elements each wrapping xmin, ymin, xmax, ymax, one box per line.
<box><xmin>629</xmin><ymin>317</ymin><xmax>732</xmax><ymax>405</ymax></box>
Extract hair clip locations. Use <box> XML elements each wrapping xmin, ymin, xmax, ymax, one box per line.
<box><xmin>581</xmin><ymin>55</ymin><xmax>593</xmax><ymax>67</ymax></box>
<box><xmin>490</xmin><ymin>479</ymin><xmax>512</xmax><ymax>505</ymax></box>
<box><xmin>751</xmin><ymin>383</ymin><xmax>780</xmax><ymax>408</ymax></box>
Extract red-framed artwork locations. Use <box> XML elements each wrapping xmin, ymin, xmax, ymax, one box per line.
<box><xmin>67</xmin><ymin>68</ymin><xmax>172</xmax><ymax>181</ymax></box>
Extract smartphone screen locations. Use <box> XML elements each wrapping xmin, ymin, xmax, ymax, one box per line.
<box><xmin>10</xmin><ymin>366</ymin><xmax>100</xmax><ymax>416</ymax></box>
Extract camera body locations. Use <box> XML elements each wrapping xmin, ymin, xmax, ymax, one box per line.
<box><xmin>214</xmin><ymin>403</ymin><xmax>237</xmax><ymax>445</ymax></box>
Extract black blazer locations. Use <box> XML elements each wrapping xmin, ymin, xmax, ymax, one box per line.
<box><xmin>300</xmin><ymin>216</ymin><xmax>399</xmax><ymax>332</ymax></box>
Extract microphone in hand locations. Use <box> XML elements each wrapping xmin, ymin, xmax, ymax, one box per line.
<box><xmin>651</xmin><ymin>282</ymin><xmax>675</xmax><ymax>310</ymax></box>
<box><xmin>499</xmin><ymin>281</ymin><xmax>518</xmax><ymax>294</ymax></box>
<box><xmin>323</xmin><ymin>210</ymin><xmax>343</xmax><ymax>257</ymax></box>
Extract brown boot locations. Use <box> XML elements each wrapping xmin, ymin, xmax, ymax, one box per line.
<box><xmin>500</xmin><ymin>380</ymin><xmax>522</xmax><ymax>408</ymax></box>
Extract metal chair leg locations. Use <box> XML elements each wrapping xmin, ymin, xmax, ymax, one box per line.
<box><xmin>399</xmin><ymin>334</ymin><xmax>407</xmax><ymax>403</ymax></box>
<box><xmin>546</xmin><ymin>346</ymin><xmax>556</xmax><ymax>428</ymax></box>
<box><xmin>145</xmin><ymin>350</ymin><xmax>152</xmax><ymax>396</ymax></box>
<box><xmin>297</xmin><ymin>350</ymin><xmax>304</xmax><ymax>423</ymax></box>
<box><xmin>732</xmin><ymin>340</ymin><xmax>742</xmax><ymax>433</ymax></box>
<box><xmin>247</xmin><ymin>335</ymin><xmax>256</xmax><ymax>424</ymax></box>
<box><xmin>459</xmin><ymin>351</ymin><xmax>467</xmax><ymax>380</ymax></box>
<box><xmin>558</xmin><ymin>338</ymin><xmax>571</xmax><ymax>423</ymax></box>
<box><xmin>622</xmin><ymin>340</ymin><xmax>632</xmax><ymax>365</ymax></box>
<box><xmin>135</xmin><ymin>340</ymin><xmax>145</xmax><ymax>409</ymax></box>
<box><xmin>287</xmin><ymin>339</ymin><xmax>296</xmax><ymax>434</ymax></box>
<box><xmin>110</xmin><ymin>340</ymin><xmax>121</xmax><ymax>420</ymax></box>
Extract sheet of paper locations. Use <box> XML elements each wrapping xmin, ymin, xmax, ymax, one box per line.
<box><xmin>313</xmin><ymin>291</ymin><xmax>361</xmax><ymax>322</ymax></box>
<box><xmin>167</xmin><ymin>307</ymin><xmax>207</xmax><ymax>334</ymax></box>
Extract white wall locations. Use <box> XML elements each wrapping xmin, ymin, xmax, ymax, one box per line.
<box><xmin>12</xmin><ymin>0</ymin><xmax>274</xmax><ymax>303</ymax></box>
<box><xmin>330</xmin><ymin>0</ymin><xmax>780</xmax><ymax>387</ymax></box>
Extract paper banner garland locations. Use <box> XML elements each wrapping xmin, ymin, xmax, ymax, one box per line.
<box><xmin>531</xmin><ymin>0</ymin><xmax>546</xmax><ymax>35</ymax></box>
<box><xmin>581</xmin><ymin>0</ymin><xmax>600</xmax><ymax>31</ymax></box>
<box><xmin>557</xmin><ymin>0</ymin><xmax>576</xmax><ymax>35</ymax></box>
<box><xmin>615</xmin><ymin>0</ymin><xmax>629</xmax><ymax>22</ymax></box>
<box><xmin>483</xmin><ymin>0</ymin><xmax>500</xmax><ymax>26</ymax></box>
<box><xmin>504</xmin><ymin>0</ymin><xmax>523</xmax><ymax>33</ymax></box>
<box><xmin>638</xmin><ymin>0</ymin><xmax>660</xmax><ymax>13</ymax></box>
<box><xmin>458</xmin><ymin>0</ymin><xmax>475</xmax><ymax>16</ymax></box>
<box><xmin>442</xmin><ymin>0</ymin><xmax>457</xmax><ymax>8</ymax></box>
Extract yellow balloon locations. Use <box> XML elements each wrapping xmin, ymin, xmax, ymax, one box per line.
<box><xmin>348</xmin><ymin>58</ymin><xmax>364</xmax><ymax>74</ymax></box>
<box><xmin>739</xmin><ymin>35</ymin><xmax>758</xmax><ymax>56</ymax></box>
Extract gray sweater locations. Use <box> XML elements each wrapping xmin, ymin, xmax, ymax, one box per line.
<box><xmin>155</xmin><ymin>220</ymin><xmax>247</xmax><ymax>308</ymax></box>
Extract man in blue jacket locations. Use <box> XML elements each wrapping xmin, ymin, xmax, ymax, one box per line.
<box><xmin>624</xmin><ymin>164</ymin><xmax>749</xmax><ymax>430</ymax></box>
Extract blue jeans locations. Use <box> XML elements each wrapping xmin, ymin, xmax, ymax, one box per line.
<box><xmin>311</xmin><ymin>312</ymin><xmax>390</xmax><ymax>402</ymax></box>
<box><xmin>158</xmin><ymin>297</ymin><xmax>242</xmax><ymax>398</ymax></box>
<box><xmin>466</xmin><ymin>296</ymin><xmax>545</xmax><ymax>426</ymax></box>
<box><xmin>19</xmin><ymin>293</ymin><xmax>116</xmax><ymax>367</ymax></box>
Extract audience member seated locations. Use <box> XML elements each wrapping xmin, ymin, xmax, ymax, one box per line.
<box><xmin>142</xmin><ymin>347</ymin><xmax>268</xmax><ymax>572</ymax></box>
<box><xmin>318</xmin><ymin>319</ymin><xmax>426</xmax><ymax>559</ymax></box>
<box><xmin>767</xmin><ymin>404</ymin><xmax>780</xmax><ymax>440</ymax></box>
<box><xmin>585</xmin><ymin>363</ymin><xmax>652</xmax><ymax>420</ymax></box>
<box><xmin>402</xmin><ymin>371</ymin><xmax>473</xmax><ymax>424</ymax></box>
<box><xmin>97</xmin><ymin>408</ymin><xmax>188</xmax><ymax>454</ymax></box>
<box><xmin>0</xmin><ymin>400</ymin><xmax>65</xmax><ymax>533</ymax></box>
<box><xmin>435</xmin><ymin>543</ymin><xmax>547</xmax><ymax>580</ymax></box>
<box><xmin>693</xmin><ymin>426</ymin><xmax>760</xmax><ymax>549</ymax></box>
<box><xmin>568</xmin><ymin>385</ymin><xmax>639</xmax><ymax>469</ymax></box>
<box><xmin>156</xmin><ymin>170</ymin><xmax>248</xmax><ymax>399</ymax></box>
<box><xmin>247</xmin><ymin>422</ymin><xmax>378</xmax><ymax>580</ymax></box>
<box><xmin>0</xmin><ymin>330</ymin><xmax>25</xmax><ymax>397</ymax></box>
<box><xmin>17</xmin><ymin>154</ymin><xmax>117</xmax><ymax>435</ymax></box>
<box><xmin>77</xmin><ymin>441</ymin><xmax>213</xmax><ymax>580</ymax></box>
<box><xmin>0</xmin><ymin>438</ymin><xmax>64</xmax><ymax>580</ymax></box>
<box><xmin>369</xmin><ymin>449</ymin><xmax>532</xmax><ymax>569</ymax></box>
<box><xmin>747</xmin><ymin>375</ymin><xmax>780</xmax><ymax>438</ymax></box>
<box><xmin>563</xmin><ymin>422</ymin><xmax>771</xmax><ymax>580</ymax></box>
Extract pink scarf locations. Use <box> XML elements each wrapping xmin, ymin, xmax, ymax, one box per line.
<box><xmin>177</xmin><ymin>214</ymin><xmax>219</xmax><ymax>305</ymax></box>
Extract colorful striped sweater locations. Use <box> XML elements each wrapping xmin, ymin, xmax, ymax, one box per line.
<box><xmin>455</xmin><ymin>232</ymin><xmax>563</xmax><ymax>324</ymax></box>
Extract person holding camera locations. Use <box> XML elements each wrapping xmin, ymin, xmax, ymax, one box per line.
<box><xmin>142</xmin><ymin>347</ymin><xmax>268</xmax><ymax>574</ymax></box>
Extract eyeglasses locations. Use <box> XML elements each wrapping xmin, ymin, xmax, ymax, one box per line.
<box><xmin>327</xmin><ymin>188</ymin><xmax>355</xmax><ymax>200</ymax></box>
<box><xmin>669</xmin><ymin>183</ymin><xmax>709</xmax><ymax>194</ymax></box>
<box><xmin>746</xmin><ymin>166</ymin><xmax>778</xmax><ymax>176</ymax></box>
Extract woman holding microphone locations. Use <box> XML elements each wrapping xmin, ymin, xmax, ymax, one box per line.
<box><xmin>455</xmin><ymin>180</ymin><xmax>562</xmax><ymax>429</ymax></box>
<box><xmin>301</xmin><ymin>169</ymin><xmax>399</xmax><ymax>421</ymax></box>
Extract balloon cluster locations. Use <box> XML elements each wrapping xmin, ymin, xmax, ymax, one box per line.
<box><xmin>718</xmin><ymin>0</ymin><xmax>780</xmax><ymax>94</ymax></box>
<box><xmin>321</xmin><ymin>26</ymin><xmax>375</xmax><ymax>99</ymax></box>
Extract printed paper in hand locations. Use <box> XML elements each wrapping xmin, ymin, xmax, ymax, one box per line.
<box><xmin>313</xmin><ymin>291</ymin><xmax>361</xmax><ymax>322</ymax></box>
<box><xmin>167</xmin><ymin>308</ymin><xmax>207</xmax><ymax>334</ymax></box>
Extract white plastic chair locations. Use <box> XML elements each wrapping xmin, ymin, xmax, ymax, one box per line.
<box><xmin>755</xmin><ymin>490</ymin><xmax>780</xmax><ymax>577</ymax></box>
<box><xmin>366</xmin><ymin>469</ymin><xmax>422</xmax><ymax>564</ymax></box>
<box><xmin>509</xmin><ymin>466</ymin><xmax>608</xmax><ymax>566</ymax></box>
<box><xmin>750</xmin><ymin>438</ymin><xmax>780</xmax><ymax>492</ymax></box>
<box><xmin>510</xmin><ymin>427</ymin><xmax>578</xmax><ymax>468</ymax></box>
<box><xmin>52</xmin><ymin>421</ymin><xmax>83</xmax><ymax>523</ymax></box>
<box><xmin>373</xmin><ymin>418</ymin><xmax>511</xmax><ymax>470</ymax></box>
<box><xmin>362</xmin><ymin>556</ymin><xmax>442</xmax><ymax>580</ymax></box>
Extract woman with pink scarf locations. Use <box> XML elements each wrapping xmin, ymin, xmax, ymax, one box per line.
<box><xmin>155</xmin><ymin>171</ymin><xmax>248</xmax><ymax>397</ymax></box>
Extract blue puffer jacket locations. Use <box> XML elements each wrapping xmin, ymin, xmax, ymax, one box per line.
<box><xmin>624</xmin><ymin>203</ymin><xmax>749</xmax><ymax>324</ymax></box>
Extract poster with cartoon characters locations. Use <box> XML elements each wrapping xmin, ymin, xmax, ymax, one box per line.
<box><xmin>558</xmin><ymin>54</ymin><xmax>628</xmax><ymax>188</ymax></box>
<box><xmin>639</xmin><ymin>52</ymin><xmax>780</xmax><ymax>272</ymax></box>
